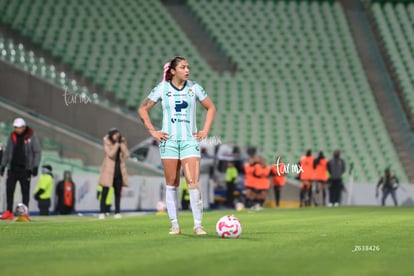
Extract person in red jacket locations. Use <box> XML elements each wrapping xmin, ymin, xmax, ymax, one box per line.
<box><xmin>271</xmin><ymin>156</ymin><xmax>286</xmax><ymax>207</ymax></box>
<box><xmin>313</xmin><ymin>151</ymin><xmax>329</xmax><ymax>206</ymax></box>
<box><xmin>299</xmin><ymin>149</ymin><xmax>314</xmax><ymax>207</ymax></box>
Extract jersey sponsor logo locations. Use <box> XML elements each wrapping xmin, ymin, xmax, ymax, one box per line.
<box><xmin>175</xmin><ymin>100</ymin><xmax>188</xmax><ymax>112</ymax></box>
<box><xmin>166</xmin><ymin>92</ymin><xmax>187</xmax><ymax>97</ymax></box>
<box><xmin>170</xmin><ymin>118</ymin><xmax>190</xmax><ymax>124</ymax></box>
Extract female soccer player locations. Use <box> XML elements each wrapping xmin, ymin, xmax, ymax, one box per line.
<box><xmin>138</xmin><ymin>56</ymin><xmax>216</xmax><ymax>235</ymax></box>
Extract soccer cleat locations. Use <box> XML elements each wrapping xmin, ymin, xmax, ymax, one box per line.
<box><xmin>193</xmin><ymin>227</ymin><xmax>207</xmax><ymax>235</ymax></box>
<box><xmin>0</xmin><ymin>210</ymin><xmax>14</xmax><ymax>220</ymax></box>
<box><xmin>114</xmin><ymin>213</ymin><xmax>122</xmax><ymax>219</ymax></box>
<box><xmin>169</xmin><ymin>227</ymin><xmax>182</xmax><ymax>235</ymax></box>
<box><xmin>98</xmin><ymin>213</ymin><xmax>105</xmax><ymax>220</ymax></box>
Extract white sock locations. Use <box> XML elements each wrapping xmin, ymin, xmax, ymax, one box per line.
<box><xmin>189</xmin><ymin>188</ymin><xmax>203</xmax><ymax>228</ymax></box>
<box><xmin>166</xmin><ymin>186</ymin><xmax>179</xmax><ymax>228</ymax></box>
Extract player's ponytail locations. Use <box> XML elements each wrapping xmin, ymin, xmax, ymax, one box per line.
<box><xmin>162</xmin><ymin>62</ymin><xmax>171</xmax><ymax>82</ymax></box>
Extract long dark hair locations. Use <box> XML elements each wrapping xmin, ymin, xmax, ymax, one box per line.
<box><xmin>314</xmin><ymin>151</ymin><xmax>325</xmax><ymax>168</ymax></box>
<box><xmin>108</xmin><ymin>128</ymin><xmax>120</xmax><ymax>144</ymax></box>
<box><xmin>163</xmin><ymin>56</ymin><xmax>186</xmax><ymax>81</ymax></box>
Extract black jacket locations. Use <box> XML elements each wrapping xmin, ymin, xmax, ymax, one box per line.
<box><xmin>1</xmin><ymin>127</ymin><xmax>41</xmax><ymax>172</ymax></box>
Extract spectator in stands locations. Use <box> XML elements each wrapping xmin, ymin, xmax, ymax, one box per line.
<box><xmin>138</xmin><ymin>56</ymin><xmax>216</xmax><ymax>235</ymax></box>
<box><xmin>97</xmin><ymin>128</ymin><xmax>130</xmax><ymax>219</ymax></box>
<box><xmin>0</xmin><ymin>118</ymin><xmax>41</xmax><ymax>221</ymax></box>
<box><xmin>376</xmin><ymin>167</ymin><xmax>399</xmax><ymax>206</ymax></box>
<box><xmin>327</xmin><ymin>149</ymin><xmax>346</xmax><ymax>206</ymax></box>
<box><xmin>34</xmin><ymin>165</ymin><xmax>54</xmax><ymax>216</ymax></box>
<box><xmin>55</xmin><ymin>170</ymin><xmax>76</xmax><ymax>215</ymax></box>
<box><xmin>313</xmin><ymin>151</ymin><xmax>329</xmax><ymax>206</ymax></box>
<box><xmin>225</xmin><ymin>161</ymin><xmax>238</xmax><ymax>209</ymax></box>
<box><xmin>299</xmin><ymin>149</ymin><xmax>314</xmax><ymax>207</ymax></box>
<box><xmin>271</xmin><ymin>156</ymin><xmax>286</xmax><ymax>207</ymax></box>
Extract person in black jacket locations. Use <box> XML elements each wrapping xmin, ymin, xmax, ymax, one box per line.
<box><xmin>55</xmin><ymin>171</ymin><xmax>76</xmax><ymax>215</ymax></box>
<box><xmin>327</xmin><ymin>150</ymin><xmax>346</xmax><ymax>207</ymax></box>
<box><xmin>0</xmin><ymin>118</ymin><xmax>41</xmax><ymax>220</ymax></box>
<box><xmin>376</xmin><ymin>168</ymin><xmax>399</xmax><ymax>206</ymax></box>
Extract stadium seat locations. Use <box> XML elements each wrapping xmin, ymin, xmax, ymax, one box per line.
<box><xmin>0</xmin><ymin>0</ymin><xmax>411</xmax><ymax>182</ymax></box>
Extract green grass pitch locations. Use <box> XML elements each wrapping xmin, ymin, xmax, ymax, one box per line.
<box><xmin>1</xmin><ymin>207</ymin><xmax>413</xmax><ymax>276</ymax></box>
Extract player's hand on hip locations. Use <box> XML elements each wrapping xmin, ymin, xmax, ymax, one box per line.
<box><xmin>194</xmin><ymin>130</ymin><xmax>208</xmax><ymax>141</ymax></box>
<box><xmin>150</xmin><ymin>129</ymin><xmax>168</xmax><ymax>142</ymax></box>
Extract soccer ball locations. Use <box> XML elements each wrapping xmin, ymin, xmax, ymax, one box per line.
<box><xmin>15</xmin><ymin>203</ymin><xmax>28</xmax><ymax>216</ymax></box>
<box><xmin>156</xmin><ymin>201</ymin><xmax>166</xmax><ymax>212</ymax></box>
<box><xmin>216</xmin><ymin>215</ymin><xmax>242</xmax><ymax>239</ymax></box>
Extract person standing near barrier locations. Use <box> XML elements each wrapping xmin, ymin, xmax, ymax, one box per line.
<box><xmin>299</xmin><ymin>149</ymin><xmax>314</xmax><ymax>207</ymax></box>
<box><xmin>225</xmin><ymin>161</ymin><xmax>238</xmax><ymax>209</ymax></box>
<box><xmin>271</xmin><ymin>156</ymin><xmax>286</xmax><ymax>207</ymax></box>
<box><xmin>138</xmin><ymin>56</ymin><xmax>216</xmax><ymax>235</ymax></box>
<box><xmin>34</xmin><ymin>165</ymin><xmax>53</xmax><ymax>216</ymax></box>
<box><xmin>244</xmin><ymin>155</ymin><xmax>258</xmax><ymax>209</ymax></box>
<box><xmin>0</xmin><ymin>118</ymin><xmax>41</xmax><ymax>221</ymax></box>
<box><xmin>180</xmin><ymin>177</ymin><xmax>190</xmax><ymax>210</ymax></box>
<box><xmin>376</xmin><ymin>167</ymin><xmax>399</xmax><ymax>206</ymax></box>
<box><xmin>327</xmin><ymin>149</ymin><xmax>346</xmax><ymax>206</ymax></box>
<box><xmin>313</xmin><ymin>151</ymin><xmax>329</xmax><ymax>206</ymax></box>
<box><xmin>97</xmin><ymin>184</ymin><xmax>114</xmax><ymax>215</ymax></box>
<box><xmin>98</xmin><ymin>128</ymin><xmax>130</xmax><ymax>219</ymax></box>
<box><xmin>55</xmin><ymin>170</ymin><xmax>76</xmax><ymax>215</ymax></box>
<box><xmin>252</xmin><ymin>156</ymin><xmax>271</xmax><ymax>210</ymax></box>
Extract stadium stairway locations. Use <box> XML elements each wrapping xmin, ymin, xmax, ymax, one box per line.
<box><xmin>369</xmin><ymin>0</ymin><xmax>414</xmax><ymax>128</ymax></box>
<box><xmin>340</xmin><ymin>0</ymin><xmax>414</xmax><ymax>182</ymax></box>
<box><xmin>163</xmin><ymin>0</ymin><xmax>236</xmax><ymax>73</ymax></box>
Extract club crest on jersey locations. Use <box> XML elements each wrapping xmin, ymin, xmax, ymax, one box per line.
<box><xmin>188</xmin><ymin>88</ymin><xmax>194</xmax><ymax>97</ymax></box>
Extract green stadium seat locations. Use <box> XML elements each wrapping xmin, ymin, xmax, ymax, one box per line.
<box><xmin>0</xmin><ymin>0</ymin><xmax>411</xmax><ymax>182</ymax></box>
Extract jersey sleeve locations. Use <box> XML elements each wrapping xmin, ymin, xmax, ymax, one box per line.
<box><xmin>147</xmin><ymin>82</ymin><xmax>163</xmax><ymax>102</ymax></box>
<box><xmin>195</xmin><ymin>83</ymin><xmax>208</xmax><ymax>102</ymax></box>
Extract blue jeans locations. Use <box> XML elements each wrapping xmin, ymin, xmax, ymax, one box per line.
<box><xmin>382</xmin><ymin>188</ymin><xmax>398</xmax><ymax>206</ymax></box>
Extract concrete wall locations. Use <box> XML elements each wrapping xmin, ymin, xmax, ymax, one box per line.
<box><xmin>0</xmin><ymin>60</ymin><xmax>149</xmax><ymax>148</ymax></box>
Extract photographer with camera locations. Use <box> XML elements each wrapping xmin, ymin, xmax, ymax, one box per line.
<box><xmin>97</xmin><ymin>128</ymin><xmax>130</xmax><ymax>219</ymax></box>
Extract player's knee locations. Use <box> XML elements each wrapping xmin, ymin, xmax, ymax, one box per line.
<box><xmin>165</xmin><ymin>177</ymin><xmax>180</xmax><ymax>187</ymax></box>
